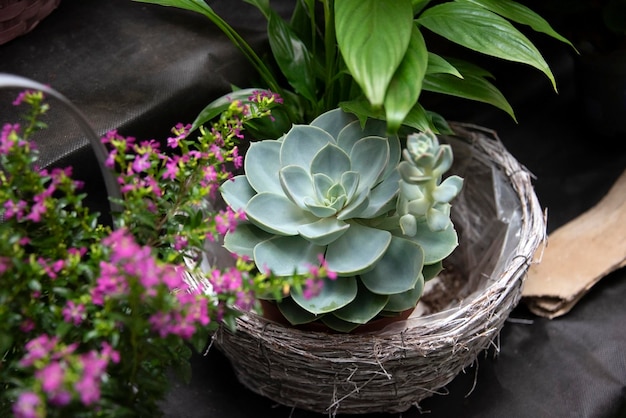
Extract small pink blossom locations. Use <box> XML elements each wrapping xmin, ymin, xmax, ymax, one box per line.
<box><xmin>62</xmin><ymin>301</ymin><xmax>86</xmax><ymax>325</ymax></box>
<box><xmin>12</xmin><ymin>391</ymin><xmax>41</xmax><ymax>418</ymax></box>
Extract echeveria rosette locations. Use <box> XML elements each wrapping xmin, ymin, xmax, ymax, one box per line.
<box><xmin>220</xmin><ymin>109</ymin><xmax>459</xmax><ymax>332</ymax></box>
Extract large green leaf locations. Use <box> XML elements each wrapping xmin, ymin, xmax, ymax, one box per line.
<box><xmin>335</xmin><ymin>0</ymin><xmax>414</xmax><ymax>106</ymax></box>
<box><xmin>384</xmin><ymin>26</ymin><xmax>429</xmax><ymax>133</ymax></box>
<box><xmin>461</xmin><ymin>0</ymin><xmax>575</xmax><ymax>50</ymax></box>
<box><xmin>417</xmin><ymin>2</ymin><xmax>556</xmax><ymax>90</ymax></box>
<box><xmin>422</xmin><ymin>67</ymin><xmax>515</xmax><ymax>121</ymax></box>
<box><xmin>426</xmin><ymin>53</ymin><xmax>463</xmax><ymax>77</ymax></box>
<box><xmin>268</xmin><ymin>11</ymin><xmax>318</xmax><ymax>103</ymax></box>
<box><xmin>292</xmin><ymin>276</ymin><xmax>358</xmax><ymax>314</ymax></box>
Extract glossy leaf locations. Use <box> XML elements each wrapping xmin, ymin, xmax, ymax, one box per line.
<box><xmin>423</xmin><ymin>69</ymin><xmax>515</xmax><ymax>121</ymax></box>
<box><xmin>268</xmin><ymin>11</ymin><xmax>318</xmax><ymax>103</ymax></box>
<box><xmin>461</xmin><ymin>0</ymin><xmax>575</xmax><ymax>50</ymax></box>
<box><xmin>335</xmin><ymin>0</ymin><xmax>414</xmax><ymax>106</ymax></box>
<box><xmin>426</xmin><ymin>53</ymin><xmax>463</xmax><ymax>77</ymax></box>
<box><xmin>384</xmin><ymin>26</ymin><xmax>429</xmax><ymax>132</ymax></box>
<box><xmin>418</xmin><ymin>2</ymin><xmax>556</xmax><ymax>89</ymax></box>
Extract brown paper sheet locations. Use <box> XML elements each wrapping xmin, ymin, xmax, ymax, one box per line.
<box><xmin>522</xmin><ymin>169</ymin><xmax>626</xmax><ymax>318</ymax></box>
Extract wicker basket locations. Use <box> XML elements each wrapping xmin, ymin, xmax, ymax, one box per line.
<box><xmin>211</xmin><ymin>123</ymin><xmax>546</xmax><ymax>415</ymax></box>
<box><xmin>0</xmin><ymin>0</ymin><xmax>60</xmax><ymax>45</ymax></box>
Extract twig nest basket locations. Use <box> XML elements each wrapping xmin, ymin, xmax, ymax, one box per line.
<box><xmin>212</xmin><ymin>123</ymin><xmax>545</xmax><ymax>415</ymax></box>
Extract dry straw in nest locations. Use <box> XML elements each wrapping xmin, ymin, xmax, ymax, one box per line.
<box><xmin>211</xmin><ymin>123</ymin><xmax>546</xmax><ymax>416</ymax></box>
<box><xmin>0</xmin><ymin>0</ymin><xmax>60</xmax><ymax>45</ymax></box>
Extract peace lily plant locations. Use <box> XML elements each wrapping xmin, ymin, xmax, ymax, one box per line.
<box><xmin>135</xmin><ymin>0</ymin><xmax>573</xmax><ymax>134</ymax></box>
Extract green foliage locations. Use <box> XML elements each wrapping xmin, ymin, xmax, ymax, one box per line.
<box><xmin>135</xmin><ymin>0</ymin><xmax>572</xmax><ymax>133</ymax></box>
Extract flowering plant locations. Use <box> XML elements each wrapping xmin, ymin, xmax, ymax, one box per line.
<box><xmin>0</xmin><ymin>88</ymin><xmax>320</xmax><ymax>417</ymax></box>
<box><xmin>136</xmin><ymin>0</ymin><xmax>572</xmax><ymax>134</ymax></box>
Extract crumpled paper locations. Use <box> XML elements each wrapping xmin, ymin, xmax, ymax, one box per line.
<box><xmin>522</xmin><ymin>169</ymin><xmax>626</xmax><ymax>318</ymax></box>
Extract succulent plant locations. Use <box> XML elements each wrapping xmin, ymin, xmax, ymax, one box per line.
<box><xmin>220</xmin><ymin>108</ymin><xmax>462</xmax><ymax>332</ymax></box>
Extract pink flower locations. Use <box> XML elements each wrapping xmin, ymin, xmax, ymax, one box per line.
<box><xmin>36</xmin><ymin>362</ymin><xmax>64</xmax><ymax>394</ymax></box>
<box><xmin>131</xmin><ymin>153</ymin><xmax>151</xmax><ymax>173</ymax></box>
<box><xmin>12</xmin><ymin>391</ymin><xmax>41</xmax><ymax>418</ymax></box>
<box><xmin>20</xmin><ymin>335</ymin><xmax>58</xmax><ymax>367</ymax></box>
<box><xmin>62</xmin><ymin>301</ymin><xmax>86</xmax><ymax>325</ymax></box>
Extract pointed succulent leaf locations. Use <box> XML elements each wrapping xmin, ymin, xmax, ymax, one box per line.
<box><xmin>398</xmin><ymin>161</ymin><xmax>427</xmax><ymax>184</ymax></box>
<box><xmin>340</xmin><ymin>171</ymin><xmax>360</xmax><ymax>202</ymax></box>
<box><xmin>220</xmin><ymin>175</ymin><xmax>255</xmax><ymax>212</ymax></box>
<box><xmin>276</xmin><ymin>297</ymin><xmax>321</xmax><ymax>325</ymax></box>
<box><xmin>325</xmin><ymin>223</ymin><xmax>391</xmax><ymax>275</ymax></box>
<box><xmin>407</xmin><ymin>197</ymin><xmax>431</xmax><ymax>216</ymax></box>
<box><xmin>399</xmin><ymin>180</ymin><xmax>425</xmax><ymax>201</ymax></box>
<box><xmin>246</xmin><ymin>193</ymin><xmax>317</xmax><ymax>235</ymax></box>
<box><xmin>310</xmin><ymin>108</ymin><xmax>358</xmax><ymax>140</ymax></box>
<box><xmin>432</xmin><ymin>175</ymin><xmax>464</xmax><ymax>203</ymax></box>
<box><xmin>223</xmin><ymin>223</ymin><xmax>274</xmax><ymax>259</ymax></box>
<box><xmin>349</xmin><ymin>137</ymin><xmax>389</xmax><ymax>192</ymax></box>
<box><xmin>336</xmin><ymin>188</ymin><xmax>370</xmax><ymax>220</ymax></box>
<box><xmin>292</xmin><ymin>276</ymin><xmax>358</xmax><ymax>314</ymax></box>
<box><xmin>312</xmin><ymin>173</ymin><xmax>334</xmax><ymax>203</ymax></box>
<box><xmin>279</xmin><ymin>165</ymin><xmax>315</xmax><ymax>209</ymax></box>
<box><xmin>303</xmin><ymin>197</ymin><xmax>338</xmax><ymax>218</ymax></box>
<box><xmin>244</xmin><ymin>140</ymin><xmax>283</xmax><ymax>194</ymax></box>
<box><xmin>433</xmin><ymin>145</ymin><xmax>454</xmax><ymax>176</ymax></box>
<box><xmin>427</xmin><ymin>205</ymin><xmax>451</xmax><ymax>231</ymax></box>
<box><xmin>360</xmin><ymin>236</ymin><xmax>424</xmax><ymax>295</ymax></box>
<box><xmin>400</xmin><ymin>213</ymin><xmax>418</xmax><ymax>237</ymax></box>
<box><xmin>280</xmin><ymin>125</ymin><xmax>336</xmax><ymax>169</ymax></box>
<box><xmin>334</xmin><ymin>282</ymin><xmax>389</xmax><ymax>324</ymax></box>
<box><xmin>383</xmin><ymin>274</ymin><xmax>425</xmax><ymax>312</ymax></box>
<box><xmin>254</xmin><ymin>235</ymin><xmax>324</xmax><ymax>275</ymax></box>
<box><xmin>310</xmin><ymin>143</ymin><xmax>352</xmax><ymax>182</ymax></box>
<box><xmin>358</xmin><ymin>171</ymin><xmax>400</xmax><ymax>219</ymax></box>
<box><xmin>297</xmin><ymin>217</ymin><xmax>350</xmax><ymax>246</ymax></box>
<box><xmin>409</xmin><ymin>221</ymin><xmax>458</xmax><ymax>264</ymax></box>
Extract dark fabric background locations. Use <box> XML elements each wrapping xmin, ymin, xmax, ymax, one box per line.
<box><xmin>1</xmin><ymin>1</ymin><xmax>625</xmax><ymax>417</ymax></box>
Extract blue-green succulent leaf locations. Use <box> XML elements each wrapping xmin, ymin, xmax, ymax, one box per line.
<box><xmin>279</xmin><ymin>165</ymin><xmax>315</xmax><ymax>209</ymax></box>
<box><xmin>427</xmin><ymin>206</ymin><xmax>451</xmax><ymax>231</ymax></box>
<box><xmin>409</xmin><ymin>221</ymin><xmax>458</xmax><ymax>264</ymax></box>
<box><xmin>310</xmin><ymin>108</ymin><xmax>358</xmax><ymax>140</ymax></box>
<box><xmin>360</xmin><ymin>236</ymin><xmax>424</xmax><ymax>295</ymax></box>
<box><xmin>254</xmin><ymin>235</ymin><xmax>324</xmax><ymax>275</ymax></box>
<box><xmin>280</xmin><ymin>125</ymin><xmax>335</xmax><ymax>169</ymax></box>
<box><xmin>220</xmin><ymin>175</ymin><xmax>256</xmax><ymax>212</ymax></box>
<box><xmin>223</xmin><ymin>223</ymin><xmax>273</xmax><ymax>258</ymax></box>
<box><xmin>422</xmin><ymin>261</ymin><xmax>443</xmax><ymax>281</ymax></box>
<box><xmin>432</xmin><ymin>175</ymin><xmax>464</xmax><ymax>203</ymax></box>
<box><xmin>297</xmin><ymin>218</ymin><xmax>350</xmax><ymax>246</ymax></box>
<box><xmin>312</xmin><ymin>173</ymin><xmax>334</xmax><ymax>203</ymax></box>
<box><xmin>340</xmin><ymin>171</ymin><xmax>360</xmax><ymax>202</ymax></box>
<box><xmin>400</xmin><ymin>214</ymin><xmax>418</xmax><ymax>237</ymax></box>
<box><xmin>246</xmin><ymin>193</ymin><xmax>317</xmax><ymax>235</ymax></box>
<box><xmin>433</xmin><ymin>145</ymin><xmax>454</xmax><ymax>176</ymax></box>
<box><xmin>325</xmin><ymin>223</ymin><xmax>391</xmax><ymax>275</ymax></box>
<box><xmin>303</xmin><ymin>197</ymin><xmax>338</xmax><ymax>218</ymax></box>
<box><xmin>349</xmin><ymin>137</ymin><xmax>389</xmax><ymax>192</ymax></box>
<box><xmin>245</xmin><ymin>140</ymin><xmax>282</xmax><ymax>194</ymax></box>
<box><xmin>336</xmin><ymin>189</ymin><xmax>369</xmax><ymax>220</ymax></box>
<box><xmin>276</xmin><ymin>298</ymin><xmax>321</xmax><ymax>325</ymax></box>
<box><xmin>334</xmin><ymin>282</ymin><xmax>389</xmax><ymax>324</ymax></box>
<box><xmin>320</xmin><ymin>314</ymin><xmax>361</xmax><ymax>333</ymax></box>
<box><xmin>310</xmin><ymin>143</ymin><xmax>352</xmax><ymax>182</ymax></box>
<box><xmin>383</xmin><ymin>274</ymin><xmax>425</xmax><ymax>312</ymax></box>
<box><xmin>292</xmin><ymin>276</ymin><xmax>358</xmax><ymax>314</ymax></box>
<box><xmin>358</xmin><ymin>171</ymin><xmax>400</xmax><ymax>218</ymax></box>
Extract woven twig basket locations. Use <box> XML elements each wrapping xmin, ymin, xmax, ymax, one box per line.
<box><xmin>0</xmin><ymin>0</ymin><xmax>60</xmax><ymax>45</ymax></box>
<box><xmin>212</xmin><ymin>123</ymin><xmax>546</xmax><ymax>415</ymax></box>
